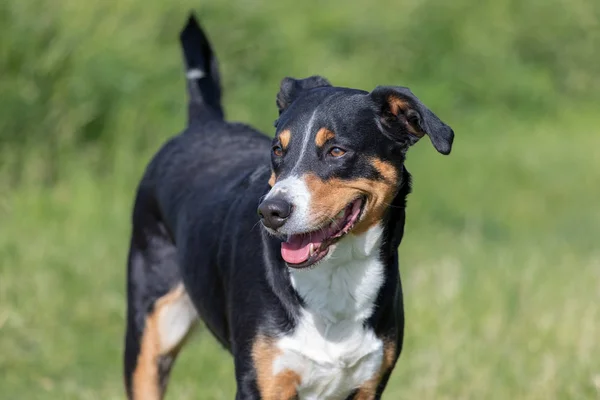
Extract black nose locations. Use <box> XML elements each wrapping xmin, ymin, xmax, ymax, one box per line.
<box><xmin>257</xmin><ymin>198</ymin><xmax>292</xmax><ymax>230</ymax></box>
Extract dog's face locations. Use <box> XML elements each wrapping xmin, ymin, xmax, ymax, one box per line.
<box><xmin>258</xmin><ymin>76</ymin><xmax>454</xmax><ymax>269</ymax></box>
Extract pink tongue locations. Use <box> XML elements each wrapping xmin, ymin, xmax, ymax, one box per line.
<box><xmin>281</xmin><ymin>231</ymin><xmax>326</xmax><ymax>264</ymax></box>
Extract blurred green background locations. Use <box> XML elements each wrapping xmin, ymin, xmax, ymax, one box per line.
<box><xmin>1</xmin><ymin>0</ymin><xmax>599</xmax><ymax>399</ymax></box>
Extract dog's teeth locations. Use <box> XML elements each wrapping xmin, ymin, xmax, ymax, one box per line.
<box><xmin>309</xmin><ymin>243</ymin><xmax>315</xmax><ymax>256</ymax></box>
<box><xmin>336</xmin><ymin>210</ymin><xmax>344</xmax><ymax>219</ymax></box>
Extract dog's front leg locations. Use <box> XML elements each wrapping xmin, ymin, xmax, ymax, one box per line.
<box><xmin>233</xmin><ymin>336</ymin><xmax>300</xmax><ymax>400</ymax></box>
<box><xmin>234</xmin><ymin>358</ymin><xmax>299</xmax><ymax>400</ymax></box>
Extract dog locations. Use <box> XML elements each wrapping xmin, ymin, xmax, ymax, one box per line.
<box><xmin>123</xmin><ymin>14</ymin><xmax>454</xmax><ymax>400</ymax></box>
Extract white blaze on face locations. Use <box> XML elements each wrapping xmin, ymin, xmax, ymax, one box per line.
<box><xmin>263</xmin><ymin>108</ymin><xmax>323</xmax><ymax>237</ymax></box>
<box><xmin>290</xmin><ymin>109</ymin><xmax>318</xmax><ymax>175</ymax></box>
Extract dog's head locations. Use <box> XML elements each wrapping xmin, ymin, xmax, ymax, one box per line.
<box><xmin>258</xmin><ymin>76</ymin><xmax>454</xmax><ymax>269</ymax></box>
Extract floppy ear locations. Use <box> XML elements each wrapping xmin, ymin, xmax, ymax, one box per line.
<box><xmin>370</xmin><ymin>86</ymin><xmax>454</xmax><ymax>155</ymax></box>
<box><xmin>276</xmin><ymin>76</ymin><xmax>331</xmax><ymax>115</ymax></box>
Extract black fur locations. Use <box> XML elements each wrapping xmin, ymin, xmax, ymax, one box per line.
<box><xmin>370</xmin><ymin>86</ymin><xmax>454</xmax><ymax>155</ymax></box>
<box><xmin>124</xmin><ymin>14</ymin><xmax>454</xmax><ymax>400</ymax></box>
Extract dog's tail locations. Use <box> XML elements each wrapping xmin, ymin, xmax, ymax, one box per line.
<box><xmin>180</xmin><ymin>13</ymin><xmax>224</xmax><ymax>124</ymax></box>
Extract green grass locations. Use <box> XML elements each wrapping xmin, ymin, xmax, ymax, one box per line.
<box><xmin>1</xmin><ymin>0</ymin><xmax>600</xmax><ymax>398</ymax></box>
<box><xmin>2</xmin><ymin>111</ymin><xmax>599</xmax><ymax>399</ymax></box>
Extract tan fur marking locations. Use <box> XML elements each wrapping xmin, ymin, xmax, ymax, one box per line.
<box><xmin>354</xmin><ymin>340</ymin><xmax>397</xmax><ymax>400</ymax></box>
<box><xmin>279</xmin><ymin>129</ymin><xmax>291</xmax><ymax>150</ymax></box>
<box><xmin>304</xmin><ymin>160</ymin><xmax>397</xmax><ymax>235</ymax></box>
<box><xmin>268</xmin><ymin>172</ymin><xmax>276</xmax><ymax>187</ymax></box>
<box><xmin>387</xmin><ymin>95</ymin><xmax>409</xmax><ymax>117</ymax></box>
<box><xmin>132</xmin><ymin>312</ymin><xmax>161</xmax><ymax>399</ymax></box>
<box><xmin>252</xmin><ymin>336</ymin><xmax>301</xmax><ymax>400</ymax></box>
<box><xmin>131</xmin><ymin>285</ymin><xmax>191</xmax><ymax>400</ymax></box>
<box><xmin>387</xmin><ymin>95</ymin><xmax>424</xmax><ymax>137</ymax></box>
<box><xmin>315</xmin><ymin>127</ymin><xmax>335</xmax><ymax>147</ymax></box>
<box><xmin>371</xmin><ymin>158</ymin><xmax>397</xmax><ymax>183</ymax></box>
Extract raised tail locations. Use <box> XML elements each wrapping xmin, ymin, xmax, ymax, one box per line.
<box><xmin>180</xmin><ymin>13</ymin><xmax>224</xmax><ymax>124</ymax></box>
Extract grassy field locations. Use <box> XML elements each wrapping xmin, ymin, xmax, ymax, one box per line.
<box><xmin>1</xmin><ymin>0</ymin><xmax>600</xmax><ymax>399</ymax></box>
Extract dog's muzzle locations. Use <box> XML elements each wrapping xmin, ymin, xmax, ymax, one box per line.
<box><xmin>257</xmin><ymin>197</ymin><xmax>293</xmax><ymax>230</ymax></box>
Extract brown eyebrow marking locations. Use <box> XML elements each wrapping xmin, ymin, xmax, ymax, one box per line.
<box><xmin>279</xmin><ymin>129</ymin><xmax>291</xmax><ymax>149</ymax></box>
<box><xmin>315</xmin><ymin>127</ymin><xmax>335</xmax><ymax>147</ymax></box>
<box><xmin>268</xmin><ymin>172</ymin><xmax>276</xmax><ymax>187</ymax></box>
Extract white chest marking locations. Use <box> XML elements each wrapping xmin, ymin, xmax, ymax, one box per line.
<box><xmin>274</xmin><ymin>225</ymin><xmax>386</xmax><ymax>400</ymax></box>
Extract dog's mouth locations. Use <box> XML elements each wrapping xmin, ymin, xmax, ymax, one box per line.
<box><xmin>281</xmin><ymin>197</ymin><xmax>365</xmax><ymax>269</ymax></box>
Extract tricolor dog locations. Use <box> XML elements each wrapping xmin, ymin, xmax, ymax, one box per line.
<box><xmin>124</xmin><ymin>14</ymin><xmax>455</xmax><ymax>400</ymax></box>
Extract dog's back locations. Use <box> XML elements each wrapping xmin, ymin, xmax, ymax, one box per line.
<box><xmin>123</xmin><ymin>15</ymin><xmax>271</xmax><ymax>399</ymax></box>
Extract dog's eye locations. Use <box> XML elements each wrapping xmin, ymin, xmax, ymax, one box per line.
<box><xmin>328</xmin><ymin>147</ymin><xmax>346</xmax><ymax>158</ymax></box>
<box><xmin>272</xmin><ymin>145</ymin><xmax>284</xmax><ymax>157</ymax></box>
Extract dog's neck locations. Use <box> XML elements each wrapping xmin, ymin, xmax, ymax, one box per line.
<box><xmin>288</xmin><ymin>224</ymin><xmax>385</xmax><ymax>324</ymax></box>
